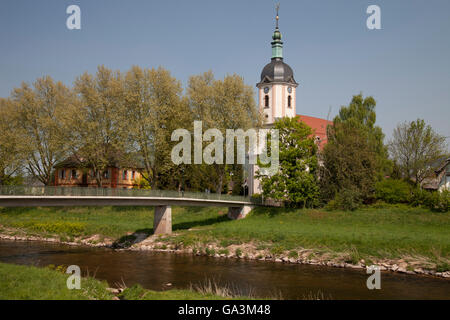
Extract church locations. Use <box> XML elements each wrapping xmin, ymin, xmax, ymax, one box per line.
<box><xmin>248</xmin><ymin>8</ymin><xmax>332</xmax><ymax>195</ymax></box>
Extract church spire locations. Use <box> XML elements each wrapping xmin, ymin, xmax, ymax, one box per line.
<box><xmin>271</xmin><ymin>3</ymin><xmax>283</xmax><ymax>60</ymax></box>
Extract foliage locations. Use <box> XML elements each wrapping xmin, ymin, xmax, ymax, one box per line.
<box><xmin>10</xmin><ymin>77</ymin><xmax>74</xmax><ymax>185</ymax></box>
<box><xmin>326</xmin><ymin>188</ymin><xmax>362</xmax><ymax>211</ymax></box>
<box><xmin>375</xmin><ymin>179</ymin><xmax>411</xmax><ymax>204</ymax></box>
<box><xmin>259</xmin><ymin>116</ymin><xmax>320</xmax><ymax>208</ymax></box>
<box><xmin>389</xmin><ymin>119</ymin><xmax>447</xmax><ymax>185</ymax></box>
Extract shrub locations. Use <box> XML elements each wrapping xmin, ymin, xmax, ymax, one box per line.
<box><xmin>326</xmin><ymin>188</ymin><xmax>362</xmax><ymax>211</ymax></box>
<box><xmin>375</xmin><ymin>179</ymin><xmax>411</xmax><ymax>203</ymax></box>
<box><xmin>410</xmin><ymin>188</ymin><xmax>449</xmax><ymax>212</ymax></box>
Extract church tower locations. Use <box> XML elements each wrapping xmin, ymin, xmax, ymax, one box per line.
<box><xmin>256</xmin><ymin>6</ymin><xmax>298</xmax><ymax>125</ymax></box>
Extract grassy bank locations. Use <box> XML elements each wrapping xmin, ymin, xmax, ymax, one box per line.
<box><xmin>0</xmin><ymin>262</ymin><xmax>251</xmax><ymax>300</ymax></box>
<box><xmin>0</xmin><ymin>262</ymin><xmax>114</xmax><ymax>300</ymax></box>
<box><xmin>0</xmin><ymin>205</ymin><xmax>449</xmax><ymax>271</ymax></box>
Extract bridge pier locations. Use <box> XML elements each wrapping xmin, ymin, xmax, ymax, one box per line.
<box><xmin>227</xmin><ymin>205</ymin><xmax>253</xmax><ymax>220</ymax></box>
<box><xmin>154</xmin><ymin>205</ymin><xmax>172</xmax><ymax>235</ymax></box>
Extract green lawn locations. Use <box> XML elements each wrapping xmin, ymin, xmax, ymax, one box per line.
<box><xmin>0</xmin><ymin>262</ymin><xmax>251</xmax><ymax>300</ymax></box>
<box><xmin>0</xmin><ymin>204</ymin><xmax>449</xmax><ymax>268</ymax></box>
<box><xmin>0</xmin><ymin>262</ymin><xmax>114</xmax><ymax>300</ymax></box>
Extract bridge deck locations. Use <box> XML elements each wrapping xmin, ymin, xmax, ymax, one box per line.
<box><xmin>0</xmin><ymin>195</ymin><xmax>254</xmax><ymax>208</ymax></box>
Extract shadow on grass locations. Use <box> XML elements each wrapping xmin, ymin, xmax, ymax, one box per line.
<box><xmin>113</xmin><ymin>212</ymin><xmax>230</xmax><ymax>248</ymax></box>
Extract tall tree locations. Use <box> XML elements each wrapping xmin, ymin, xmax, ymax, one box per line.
<box><xmin>389</xmin><ymin>119</ymin><xmax>447</xmax><ymax>186</ymax></box>
<box><xmin>320</xmin><ymin>122</ymin><xmax>378</xmax><ymax>203</ymax></box>
<box><xmin>187</xmin><ymin>71</ymin><xmax>262</xmax><ymax>193</ymax></box>
<box><xmin>72</xmin><ymin>66</ymin><xmax>128</xmax><ymax>187</ymax></box>
<box><xmin>123</xmin><ymin>66</ymin><xmax>190</xmax><ymax>189</ymax></box>
<box><xmin>334</xmin><ymin>94</ymin><xmax>390</xmax><ymax>178</ymax></box>
<box><xmin>11</xmin><ymin>77</ymin><xmax>74</xmax><ymax>185</ymax></box>
<box><xmin>0</xmin><ymin>98</ymin><xmax>26</xmax><ymax>184</ymax></box>
<box><xmin>259</xmin><ymin>116</ymin><xmax>320</xmax><ymax>207</ymax></box>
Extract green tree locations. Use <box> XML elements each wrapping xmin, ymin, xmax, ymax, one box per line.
<box><xmin>259</xmin><ymin>116</ymin><xmax>320</xmax><ymax>207</ymax></box>
<box><xmin>334</xmin><ymin>94</ymin><xmax>390</xmax><ymax>178</ymax></box>
<box><xmin>389</xmin><ymin>119</ymin><xmax>447</xmax><ymax>186</ymax></box>
<box><xmin>320</xmin><ymin>121</ymin><xmax>378</xmax><ymax>204</ymax></box>
<box><xmin>123</xmin><ymin>66</ymin><xmax>190</xmax><ymax>189</ymax></box>
<box><xmin>11</xmin><ymin>77</ymin><xmax>74</xmax><ymax>185</ymax></box>
<box><xmin>72</xmin><ymin>66</ymin><xmax>129</xmax><ymax>187</ymax></box>
<box><xmin>187</xmin><ymin>71</ymin><xmax>262</xmax><ymax>193</ymax></box>
<box><xmin>0</xmin><ymin>98</ymin><xmax>26</xmax><ymax>185</ymax></box>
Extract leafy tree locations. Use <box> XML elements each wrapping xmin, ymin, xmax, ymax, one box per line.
<box><xmin>334</xmin><ymin>94</ymin><xmax>390</xmax><ymax>178</ymax></box>
<box><xmin>389</xmin><ymin>119</ymin><xmax>447</xmax><ymax>186</ymax></box>
<box><xmin>72</xmin><ymin>66</ymin><xmax>129</xmax><ymax>187</ymax></box>
<box><xmin>259</xmin><ymin>116</ymin><xmax>320</xmax><ymax>207</ymax></box>
<box><xmin>0</xmin><ymin>98</ymin><xmax>26</xmax><ymax>184</ymax></box>
<box><xmin>123</xmin><ymin>66</ymin><xmax>190</xmax><ymax>189</ymax></box>
<box><xmin>187</xmin><ymin>71</ymin><xmax>262</xmax><ymax>193</ymax></box>
<box><xmin>11</xmin><ymin>77</ymin><xmax>74</xmax><ymax>185</ymax></box>
<box><xmin>320</xmin><ymin>122</ymin><xmax>377</xmax><ymax>203</ymax></box>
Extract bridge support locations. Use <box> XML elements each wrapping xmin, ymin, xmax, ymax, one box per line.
<box><xmin>154</xmin><ymin>205</ymin><xmax>172</xmax><ymax>235</ymax></box>
<box><xmin>227</xmin><ymin>205</ymin><xmax>253</xmax><ymax>220</ymax></box>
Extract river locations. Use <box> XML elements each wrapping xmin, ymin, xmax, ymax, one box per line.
<box><xmin>0</xmin><ymin>240</ymin><xmax>448</xmax><ymax>299</ymax></box>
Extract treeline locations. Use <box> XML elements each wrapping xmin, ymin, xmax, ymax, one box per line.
<box><xmin>0</xmin><ymin>66</ymin><xmax>261</xmax><ymax>193</ymax></box>
<box><xmin>257</xmin><ymin>94</ymin><xmax>448</xmax><ymax>211</ymax></box>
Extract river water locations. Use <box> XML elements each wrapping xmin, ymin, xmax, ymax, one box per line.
<box><xmin>0</xmin><ymin>240</ymin><xmax>448</xmax><ymax>299</ymax></box>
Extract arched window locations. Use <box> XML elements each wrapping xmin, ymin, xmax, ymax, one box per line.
<box><xmin>264</xmin><ymin>95</ymin><xmax>269</xmax><ymax>108</ymax></box>
<box><xmin>288</xmin><ymin>95</ymin><xmax>292</xmax><ymax>108</ymax></box>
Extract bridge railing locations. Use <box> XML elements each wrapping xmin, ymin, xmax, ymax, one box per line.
<box><xmin>0</xmin><ymin>185</ymin><xmax>261</xmax><ymax>204</ymax></box>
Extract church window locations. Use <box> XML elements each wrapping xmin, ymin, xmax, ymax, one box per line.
<box><xmin>264</xmin><ymin>95</ymin><xmax>269</xmax><ymax>108</ymax></box>
<box><xmin>288</xmin><ymin>95</ymin><xmax>292</xmax><ymax>108</ymax></box>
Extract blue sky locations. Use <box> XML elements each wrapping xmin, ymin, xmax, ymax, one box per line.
<box><xmin>1</xmin><ymin>0</ymin><xmax>449</xmax><ymax>140</ymax></box>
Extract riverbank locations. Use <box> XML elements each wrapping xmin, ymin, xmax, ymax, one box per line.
<box><xmin>1</xmin><ymin>205</ymin><xmax>449</xmax><ymax>278</ymax></box>
<box><xmin>0</xmin><ymin>262</ymin><xmax>251</xmax><ymax>300</ymax></box>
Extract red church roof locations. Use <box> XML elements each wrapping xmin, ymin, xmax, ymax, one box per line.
<box><xmin>297</xmin><ymin>114</ymin><xmax>333</xmax><ymax>150</ymax></box>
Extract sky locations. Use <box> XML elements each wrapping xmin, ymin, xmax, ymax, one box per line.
<box><xmin>1</xmin><ymin>0</ymin><xmax>449</xmax><ymax>141</ymax></box>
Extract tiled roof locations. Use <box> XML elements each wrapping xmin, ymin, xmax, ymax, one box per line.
<box><xmin>297</xmin><ymin>114</ymin><xmax>333</xmax><ymax>150</ymax></box>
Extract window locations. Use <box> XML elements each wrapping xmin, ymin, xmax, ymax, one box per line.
<box><xmin>59</xmin><ymin>169</ymin><xmax>66</xmax><ymax>180</ymax></box>
<box><xmin>71</xmin><ymin>169</ymin><xmax>78</xmax><ymax>180</ymax></box>
<box><xmin>264</xmin><ymin>95</ymin><xmax>269</xmax><ymax>108</ymax></box>
<box><xmin>103</xmin><ymin>170</ymin><xmax>110</xmax><ymax>179</ymax></box>
<box><xmin>288</xmin><ymin>95</ymin><xmax>292</xmax><ymax>108</ymax></box>
<box><xmin>132</xmin><ymin>171</ymin><xmax>136</xmax><ymax>180</ymax></box>
<box><xmin>123</xmin><ymin>170</ymin><xmax>128</xmax><ymax>180</ymax></box>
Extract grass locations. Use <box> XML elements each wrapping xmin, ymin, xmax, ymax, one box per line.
<box><xmin>1</xmin><ymin>204</ymin><xmax>449</xmax><ymax>267</ymax></box>
<box><xmin>0</xmin><ymin>262</ymin><xmax>253</xmax><ymax>300</ymax></box>
<box><xmin>0</xmin><ymin>262</ymin><xmax>114</xmax><ymax>300</ymax></box>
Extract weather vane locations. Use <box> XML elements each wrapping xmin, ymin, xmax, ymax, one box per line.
<box><xmin>275</xmin><ymin>3</ymin><xmax>280</xmax><ymax>29</ymax></box>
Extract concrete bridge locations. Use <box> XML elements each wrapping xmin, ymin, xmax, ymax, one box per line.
<box><xmin>0</xmin><ymin>186</ymin><xmax>257</xmax><ymax>235</ymax></box>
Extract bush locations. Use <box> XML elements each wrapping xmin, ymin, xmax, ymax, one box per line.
<box><xmin>326</xmin><ymin>188</ymin><xmax>362</xmax><ymax>211</ymax></box>
<box><xmin>375</xmin><ymin>179</ymin><xmax>411</xmax><ymax>203</ymax></box>
<box><xmin>410</xmin><ymin>188</ymin><xmax>449</xmax><ymax>212</ymax></box>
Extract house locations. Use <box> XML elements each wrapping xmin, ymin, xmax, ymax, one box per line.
<box><xmin>54</xmin><ymin>154</ymin><xmax>144</xmax><ymax>189</ymax></box>
<box><xmin>422</xmin><ymin>158</ymin><xmax>450</xmax><ymax>192</ymax></box>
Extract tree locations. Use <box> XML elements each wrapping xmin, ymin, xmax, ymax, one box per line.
<box><xmin>187</xmin><ymin>71</ymin><xmax>262</xmax><ymax>193</ymax></box>
<box><xmin>72</xmin><ymin>66</ymin><xmax>129</xmax><ymax>187</ymax></box>
<box><xmin>259</xmin><ymin>116</ymin><xmax>320</xmax><ymax>207</ymax></box>
<box><xmin>0</xmin><ymin>98</ymin><xmax>26</xmax><ymax>184</ymax></box>
<box><xmin>123</xmin><ymin>66</ymin><xmax>190</xmax><ymax>189</ymax></box>
<box><xmin>11</xmin><ymin>77</ymin><xmax>74</xmax><ymax>185</ymax></box>
<box><xmin>389</xmin><ymin>119</ymin><xmax>447</xmax><ymax>186</ymax></box>
<box><xmin>320</xmin><ymin>120</ymin><xmax>378</xmax><ymax>204</ymax></box>
<box><xmin>334</xmin><ymin>94</ymin><xmax>390</xmax><ymax>178</ymax></box>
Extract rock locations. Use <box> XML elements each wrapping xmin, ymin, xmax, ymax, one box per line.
<box><xmin>275</xmin><ymin>258</ymin><xmax>282</xmax><ymax>263</ymax></box>
<box><xmin>106</xmin><ymin>288</ymin><xmax>120</xmax><ymax>294</ymax></box>
<box><xmin>398</xmin><ymin>267</ymin><xmax>407</xmax><ymax>273</ymax></box>
<box><xmin>406</xmin><ymin>271</ymin><xmax>416</xmax><ymax>275</ymax></box>
<box><xmin>442</xmin><ymin>272</ymin><xmax>450</xmax><ymax>278</ymax></box>
<box><xmin>414</xmin><ymin>268</ymin><xmax>423</xmax><ymax>274</ymax></box>
<box><xmin>288</xmin><ymin>258</ymin><xmax>297</xmax><ymax>264</ymax></box>
<box><xmin>166</xmin><ymin>283</ymin><xmax>172</xmax><ymax>286</ymax></box>
<box><xmin>391</xmin><ymin>264</ymin><xmax>399</xmax><ymax>272</ymax></box>
<box><xmin>112</xmin><ymin>296</ymin><xmax>120</xmax><ymax>300</ymax></box>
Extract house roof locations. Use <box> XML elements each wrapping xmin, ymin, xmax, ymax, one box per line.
<box><xmin>297</xmin><ymin>114</ymin><xmax>333</xmax><ymax>150</ymax></box>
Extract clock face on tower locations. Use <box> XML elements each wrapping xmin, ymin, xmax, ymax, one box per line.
<box><xmin>264</xmin><ymin>87</ymin><xmax>269</xmax><ymax>94</ymax></box>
